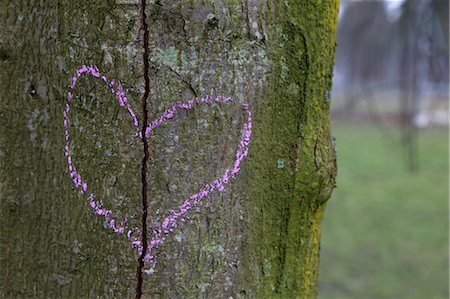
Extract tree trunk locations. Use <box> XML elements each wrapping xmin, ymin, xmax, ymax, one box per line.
<box><xmin>0</xmin><ymin>1</ymin><xmax>339</xmax><ymax>298</ymax></box>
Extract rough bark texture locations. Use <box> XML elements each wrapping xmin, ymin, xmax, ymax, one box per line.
<box><xmin>0</xmin><ymin>0</ymin><xmax>339</xmax><ymax>298</ymax></box>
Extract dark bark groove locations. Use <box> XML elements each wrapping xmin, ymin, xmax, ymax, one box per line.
<box><xmin>135</xmin><ymin>0</ymin><xmax>151</xmax><ymax>297</ymax></box>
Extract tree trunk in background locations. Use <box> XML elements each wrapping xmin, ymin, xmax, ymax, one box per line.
<box><xmin>0</xmin><ymin>1</ymin><xmax>338</xmax><ymax>298</ymax></box>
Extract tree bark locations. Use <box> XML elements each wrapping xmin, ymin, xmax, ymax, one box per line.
<box><xmin>0</xmin><ymin>0</ymin><xmax>339</xmax><ymax>298</ymax></box>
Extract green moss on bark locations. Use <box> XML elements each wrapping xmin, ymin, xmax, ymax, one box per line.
<box><xmin>239</xmin><ymin>1</ymin><xmax>339</xmax><ymax>298</ymax></box>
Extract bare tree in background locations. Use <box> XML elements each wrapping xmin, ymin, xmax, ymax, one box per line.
<box><xmin>333</xmin><ymin>0</ymin><xmax>449</xmax><ymax>172</ymax></box>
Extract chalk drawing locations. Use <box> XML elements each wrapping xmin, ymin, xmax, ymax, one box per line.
<box><xmin>64</xmin><ymin>65</ymin><xmax>252</xmax><ymax>272</ymax></box>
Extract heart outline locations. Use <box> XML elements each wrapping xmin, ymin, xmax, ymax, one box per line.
<box><xmin>64</xmin><ymin>65</ymin><xmax>252</xmax><ymax>271</ymax></box>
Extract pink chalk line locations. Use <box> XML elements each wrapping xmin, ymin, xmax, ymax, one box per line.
<box><xmin>64</xmin><ymin>65</ymin><xmax>252</xmax><ymax>272</ymax></box>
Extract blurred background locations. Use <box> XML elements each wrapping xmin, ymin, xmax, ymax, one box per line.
<box><xmin>318</xmin><ymin>0</ymin><xmax>449</xmax><ymax>298</ymax></box>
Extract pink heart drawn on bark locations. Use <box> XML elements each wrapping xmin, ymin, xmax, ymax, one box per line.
<box><xmin>64</xmin><ymin>65</ymin><xmax>252</xmax><ymax>272</ymax></box>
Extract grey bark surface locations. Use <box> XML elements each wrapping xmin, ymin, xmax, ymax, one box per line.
<box><xmin>0</xmin><ymin>1</ymin><xmax>339</xmax><ymax>298</ymax></box>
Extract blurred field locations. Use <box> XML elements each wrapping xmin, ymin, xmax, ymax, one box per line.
<box><xmin>318</xmin><ymin>120</ymin><xmax>449</xmax><ymax>299</ymax></box>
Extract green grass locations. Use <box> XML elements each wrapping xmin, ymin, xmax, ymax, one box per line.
<box><xmin>318</xmin><ymin>121</ymin><xmax>449</xmax><ymax>299</ymax></box>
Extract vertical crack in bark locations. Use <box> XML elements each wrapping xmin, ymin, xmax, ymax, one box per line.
<box><xmin>136</xmin><ymin>0</ymin><xmax>151</xmax><ymax>297</ymax></box>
